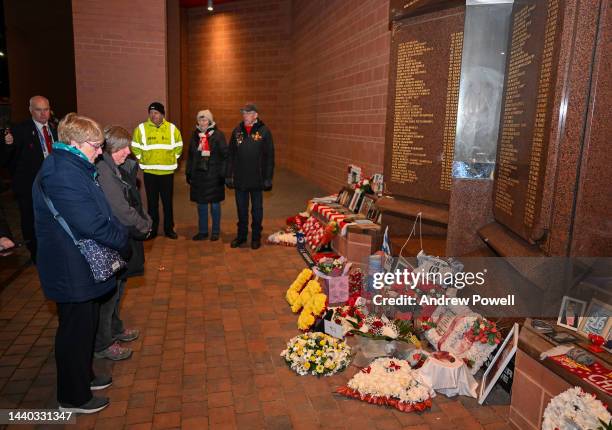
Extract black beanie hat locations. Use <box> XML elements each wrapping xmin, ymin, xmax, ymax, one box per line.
<box><xmin>148</xmin><ymin>102</ymin><xmax>165</xmax><ymax>115</ymax></box>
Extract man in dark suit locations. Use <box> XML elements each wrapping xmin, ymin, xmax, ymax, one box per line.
<box><xmin>3</xmin><ymin>96</ymin><xmax>57</xmax><ymax>262</ymax></box>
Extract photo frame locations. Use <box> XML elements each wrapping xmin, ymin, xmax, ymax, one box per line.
<box><xmin>604</xmin><ymin>330</ymin><xmax>612</xmax><ymax>353</ymax></box>
<box><xmin>359</xmin><ymin>196</ymin><xmax>374</xmax><ymax>217</ymax></box>
<box><xmin>577</xmin><ymin>298</ymin><xmax>612</xmax><ymax>339</ymax></box>
<box><xmin>335</xmin><ymin>188</ymin><xmax>344</xmax><ymax>204</ymax></box>
<box><xmin>348</xmin><ymin>190</ymin><xmax>363</xmax><ymax>212</ymax></box>
<box><xmin>556</xmin><ymin>296</ymin><xmax>587</xmax><ymax>332</ymax></box>
<box><xmin>478</xmin><ymin>323</ymin><xmax>519</xmax><ymax>404</ymax></box>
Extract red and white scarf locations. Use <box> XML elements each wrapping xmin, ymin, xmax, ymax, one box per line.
<box><xmin>198</xmin><ymin>128</ymin><xmax>214</xmax><ymax>156</ymax></box>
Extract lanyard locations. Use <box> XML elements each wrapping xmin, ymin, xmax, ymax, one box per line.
<box><xmin>35</xmin><ymin>124</ymin><xmax>54</xmax><ymax>158</ymax></box>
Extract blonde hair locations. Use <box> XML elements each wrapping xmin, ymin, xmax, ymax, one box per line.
<box><xmin>58</xmin><ymin>113</ymin><xmax>103</xmax><ymax>145</ymax></box>
<box><xmin>103</xmin><ymin>125</ymin><xmax>131</xmax><ymax>153</ymax></box>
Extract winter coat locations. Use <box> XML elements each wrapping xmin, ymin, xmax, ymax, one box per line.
<box><xmin>186</xmin><ymin>126</ymin><xmax>228</xmax><ymax>204</ymax></box>
<box><xmin>131</xmin><ymin>118</ymin><xmax>183</xmax><ymax>175</ymax></box>
<box><xmin>96</xmin><ymin>153</ymin><xmax>151</xmax><ymax>278</ymax></box>
<box><xmin>2</xmin><ymin>119</ymin><xmax>58</xmax><ymax>198</ymax></box>
<box><xmin>32</xmin><ymin>144</ymin><xmax>128</xmax><ymax>303</ymax></box>
<box><xmin>226</xmin><ymin>120</ymin><xmax>274</xmax><ymax>191</ymax></box>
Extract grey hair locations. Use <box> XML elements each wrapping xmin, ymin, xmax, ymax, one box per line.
<box><xmin>103</xmin><ymin>125</ymin><xmax>131</xmax><ymax>153</ymax></box>
<box><xmin>29</xmin><ymin>95</ymin><xmax>49</xmax><ymax>108</ymax></box>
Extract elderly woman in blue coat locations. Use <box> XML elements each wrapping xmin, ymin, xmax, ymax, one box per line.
<box><xmin>32</xmin><ymin>113</ymin><xmax>128</xmax><ymax>414</ymax></box>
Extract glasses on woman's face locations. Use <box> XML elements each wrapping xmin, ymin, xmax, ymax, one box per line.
<box><xmin>86</xmin><ymin>141</ymin><xmax>104</xmax><ymax>150</ymax></box>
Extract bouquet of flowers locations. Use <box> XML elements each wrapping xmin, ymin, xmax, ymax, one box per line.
<box><xmin>336</xmin><ymin>357</ymin><xmax>434</xmax><ymax>412</ymax></box>
<box><xmin>286</xmin><ymin>214</ymin><xmax>308</xmax><ymax>231</ymax></box>
<box><xmin>281</xmin><ymin>332</ymin><xmax>352</xmax><ymax>376</ymax></box>
<box><xmin>464</xmin><ymin>319</ymin><xmax>502</xmax><ymax>346</ymax></box>
<box><xmin>542</xmin><ymin>387</ymin><xmax>611</xmax><ymax>430</ymax></box>
<box><xmin>348</xmin><ymin>268</ymin><xmax>365</xmax><ymax>295</ymax></box>
<box><xmin>267</xmin><ymin>230</ymin><xmax>297</xmax><ymax>246</ymax></box>
<box><xmin>316</xmin><ymin>256</ymin><xmax>346</xmax><ymax>276</ymax></box>
<box><xmin>353</xmin><ymin>178</ymin><xmax>373</xmax><ymax>194</ymax></box>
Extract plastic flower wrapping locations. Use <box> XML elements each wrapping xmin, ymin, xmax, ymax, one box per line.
<box><xmin>280</xmin><ymin>332</ymin><xmax>351</xmax><ymax>376</ymax></box>
<box><xmin>542</xmin><ymin>387</ymin><xmax>611</xmax><ymax>430</ymax></box>
<box><xmin>336</xmin><ymin>357</ymin><xmax>434</xmax><ymax>413</ymax></box>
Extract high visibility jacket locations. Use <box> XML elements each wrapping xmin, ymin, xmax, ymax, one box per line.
<box><xmin>131</xmin><ymin>119</ymin><xmax>183</xmax><ymax>175</ymax></box>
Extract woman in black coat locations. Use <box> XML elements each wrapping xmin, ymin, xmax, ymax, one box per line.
<box><xmin>186</xmin><ymin>110</ymin><xmax>228</xmax><ymax>241</ymax></box>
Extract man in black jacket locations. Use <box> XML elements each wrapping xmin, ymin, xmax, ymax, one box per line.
<box><xmin>226</xmin><ymin>103</ymin><xmax>274</xmax><ymax>250</ymax></box>
<box><xmin>3</xmin><ymin>96</ymin><xmax>57</xmax><ymax>262</ymax></box>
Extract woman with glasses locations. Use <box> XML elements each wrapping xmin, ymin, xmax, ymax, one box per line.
<box><xmin>32</xmin><ymin>113</ymin><xmax>129</xmax><ymax>414</ymax></box>
<box><xmin>186</xmin><ymin>110</ymin><xmax>228</xmax><ymax>241</ymax></box>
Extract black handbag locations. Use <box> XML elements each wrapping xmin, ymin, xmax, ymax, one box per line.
<box><xmin>41</xmin><ymin>189</ymin><xmax>126</xmax><ymax>283</ymax></box>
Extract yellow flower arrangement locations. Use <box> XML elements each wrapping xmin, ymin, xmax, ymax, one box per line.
<box><xmin>291</xmin><ymin>279</ymin><xmax>322</xmax><ymax>313</ymax></box>
<box><xmin>297</xmin><ymin>311</ymin><xmax>316</xmax><ymax>330</ymax></box>
<box><xmin>285</xmin><ymin>269</ymin><xmax>313</xmax><ymax>306</ymax></box>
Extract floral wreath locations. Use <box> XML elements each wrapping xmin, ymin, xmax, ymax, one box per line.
<box><xmin>280</xmin><ymin>332</ymin><xmax>351</xmax><ymax>376</ymax></box>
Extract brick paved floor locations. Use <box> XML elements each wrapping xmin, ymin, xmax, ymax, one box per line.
<box><xmin>0</xmin><ymin>169</ymin><xmax>513</xmax><ymax>429</ymax></box>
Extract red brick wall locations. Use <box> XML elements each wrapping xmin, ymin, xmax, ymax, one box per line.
<box><xmin>289</xmin><ymin>0</ymin><xmax>390</xmax><ymax>193</ymax></box>
<box><xmin>187</xmin><ymin>0</ymin><xmax>390</xmax><ymax>191</ymax></box>
<box><xmin>187</xmin><ymin>0</ymin><xmax>292</xmax><ymax>161</ymax></box>
<box><xmin>72</xmin><ymin>0</ymin><xmax>168</xmax><ymax>132</ymax></box>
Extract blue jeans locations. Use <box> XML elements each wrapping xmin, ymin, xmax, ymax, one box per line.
<box><xmin>235</xmin><ymin>190</ymin><xmax>263</xmax><ymax>241</ymax></box>
<box><xmin>198</xmin><ymin>202</ymin><xmax>221</xmax><ymax>235</ymax></box>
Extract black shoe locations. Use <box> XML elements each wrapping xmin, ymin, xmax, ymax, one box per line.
<box><xmin>165</xmin><ymin>231</ymin><xmax>178</xmax><ymax>239</ymax></box>
<box><xmin>230</xmin><ymin>238</ymin><xmax>246</xmax><ymax>248</ymax></box>
<box><xmin>146</xmin><ymin>232</ymin><xmax>158</xmax><ymax>241</ymax></box>
<box><xmin>210</xmin><ymin>234</ymin><xmax>219</xmax><ymax>241</ymax></box>
<box><xmin>59</xmin><ymin>396</ymin><xmax>109</xmax><ymax>414</ymax></box>
<box><xmin>192</xmin><ymin>233</ymin><xmax>208</xmax><ymax>241</ymax></box>
<box><xmin>91</xmin><ymin>375</ymin><xmax>112</xmax><ymax>391</ymax></box>
<box><xmin>251</xmin><ymin>240</ymin><xmax>261</xmax><ymax>250</ymax></box>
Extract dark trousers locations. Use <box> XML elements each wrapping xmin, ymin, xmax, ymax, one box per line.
<box><xmin>94</xmin><ymin>281</ymin><xmax>125</xmax><ymax>352</ymax></box>
<box><xmin>56</xmin><ymin>299</ymin><xmax>100</xmax><ymax>406</ymax></box>
<box><xmin>235</xmin><ymin>190</ymin><xmax>263</xmax><ymax>241</ymax></box>
<box><xmin>143</xmin><ymin>173</ymin><xmax>174</xmax><ymax>234</ymax></box>
<box><xmin>16</xmin><ymin>194</ymin><xmax>36</xmax><ymax>262</ymax></box>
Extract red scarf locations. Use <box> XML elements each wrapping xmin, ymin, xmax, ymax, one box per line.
<box><xmin>198</xmin><ymin>130</ymin><xmax>211</xmax><ymax>156</ymax></box>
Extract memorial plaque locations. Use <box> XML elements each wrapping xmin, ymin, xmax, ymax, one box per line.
<box><xmin>389</xmin><ymin>0</ymin><xmax>464</xmax><ymax>22</ymax></box>
<box><xmin>493</xmin><ymin>0</ymin><xmax>564</xmax><ymax>242</ymax></box>
<box><xmin>384</xmin><ymin>7</ymin><xmax>465</xmax><ymax>205</ymax></box>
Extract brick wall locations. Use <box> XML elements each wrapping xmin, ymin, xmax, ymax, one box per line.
<box><xmin>289</xmin><ymin>0</ymin><xmax>390</xmax><ymax>193</ymax></box>
<box><xmin>187</xmin><ymin>0</ymin><xmax>292</xmax><ymax>162</ymax></box>
<box><xmin>72</xmin><ymin>0</ymin><xmax>168</xmax><ymax>132</ymax></box>
<box><xmin>187</xmin><ymin>0</ymin><xmax>390</xmax><ymax>191</ymax></box>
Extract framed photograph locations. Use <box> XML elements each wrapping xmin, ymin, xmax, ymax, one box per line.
<box><xmin>335</xmin><ymin>188</ymin><xmax>344</xmax><ymax>204</ymax></box>
<box><xmin>578</xmin><ymin>298</ymin><xmax>612</xmax><ymax>338</ymax></box>
<box><xmin>556</xmin><ymin>296</ymin><xmax>587</xmax><ymax>331</ymax></box>
<box><xmin>367</xmin><ymin>206</ymin><xmax>380</xmax><ymax>222</ymax></box>
<box><xmin>348</xmin><ymin>190</ymin><xmax>363</xmax><ymax>212</ymax></box>
<box><xmin>544</xmin><ymin>331</ymin><xmax>579</xmax><ymax>344</ymax></box>
<box><xmin>371</xmin><ymin>173</ymin><xmax>384</xmax><ymax>194</ymax></box>
<box><xmin>478</xmin><ymin>323</ymin><xmax>519</xmax><ymax>404</ymax></box>
<box><xmin>604</xmin><ymin>330</ymin><xmax>612</xmax><ymax>353</ymax></box>
<box><xmin>359</xmin><ymin>196</ymin><xmax>373</xmax><ymax>217</ymax></box>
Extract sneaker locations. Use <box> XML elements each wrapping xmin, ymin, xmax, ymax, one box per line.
<box><xmin>114</xmin><ymin>328</ymin><xmax>139</xmax><ymax>343</ymax></box>
<box><xmin>230</xmin><ymin>238</ymin><xmax>246</xmax><ymax>248</ymax></box>
<box><xmin>59</xmin><ymin>396</ymin><xmax>109</xmax><ymax>414</ymax></box>
<box><xmin>251</xmin><ymin>240</ymin><xmax>261</xmax><ymax>250</ymax></box>
<box><xmin>210</xmin><ymin>234</ymin><xmax>219</xmax><ymax>241</ymax></box>
<box><xmin>94</xmin><ymin>342</ymin><xmax>132</xmax><ymax>361</ymax></box>
<box><xmin>91</xmin><ymin>375</ymin><xmax>112</xmax><ymax>391</ymax></box>
<box><xmin>192</xmin><ymin>233</ymin><xmax>208</xmax><ymax>241</ymax></box>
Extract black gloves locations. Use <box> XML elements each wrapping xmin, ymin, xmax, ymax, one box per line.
<box><xmin>263</xmin><ymin>179</ymin><xmax>273</xmax><ymax>192</ymax></box>
<box><xmin>225</xmin><ymin>177</ymin><xmax>234</xmax><ymax>189</ymax></box>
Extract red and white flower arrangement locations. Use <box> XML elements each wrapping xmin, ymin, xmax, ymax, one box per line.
<box><xmin>336</xmin><ymin>357</ymin><xmax>434</xmax><ymax>413</ymax></box>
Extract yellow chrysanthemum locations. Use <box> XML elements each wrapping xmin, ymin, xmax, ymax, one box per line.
<box><xmin>316</xmin><ymin>365</ymin><xmax>325</xmax><ymax>373</ymax></box>
<box><xmin>304</xmin><ymin>361</ymin><xmax>310</xmax><ymax>369</ymax></box>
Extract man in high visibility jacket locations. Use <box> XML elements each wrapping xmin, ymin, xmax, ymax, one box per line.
<box><xmin>131</xmin><ymin>102</ymin><xmax>183</xmax><ymax>239</ymax></box>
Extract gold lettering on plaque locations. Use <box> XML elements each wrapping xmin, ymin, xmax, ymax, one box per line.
<box><xmin>494</xmin><ymin>4</ymin><xmax>536</xmax><ymax>217</ymax></box>
<box><xmin>390</xmin><ymin>40</ymin><xmax>434</xmax><ymax>184</ymax></box>
<box><xmin>440</xmin><ymin>31</ymin><xmax>463</xmax><ymax>191</ymax></box>
<box><xmin>523</xmin><ymin>0</ymin><xmax>558</xmax><ymax>227</ymax></box>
